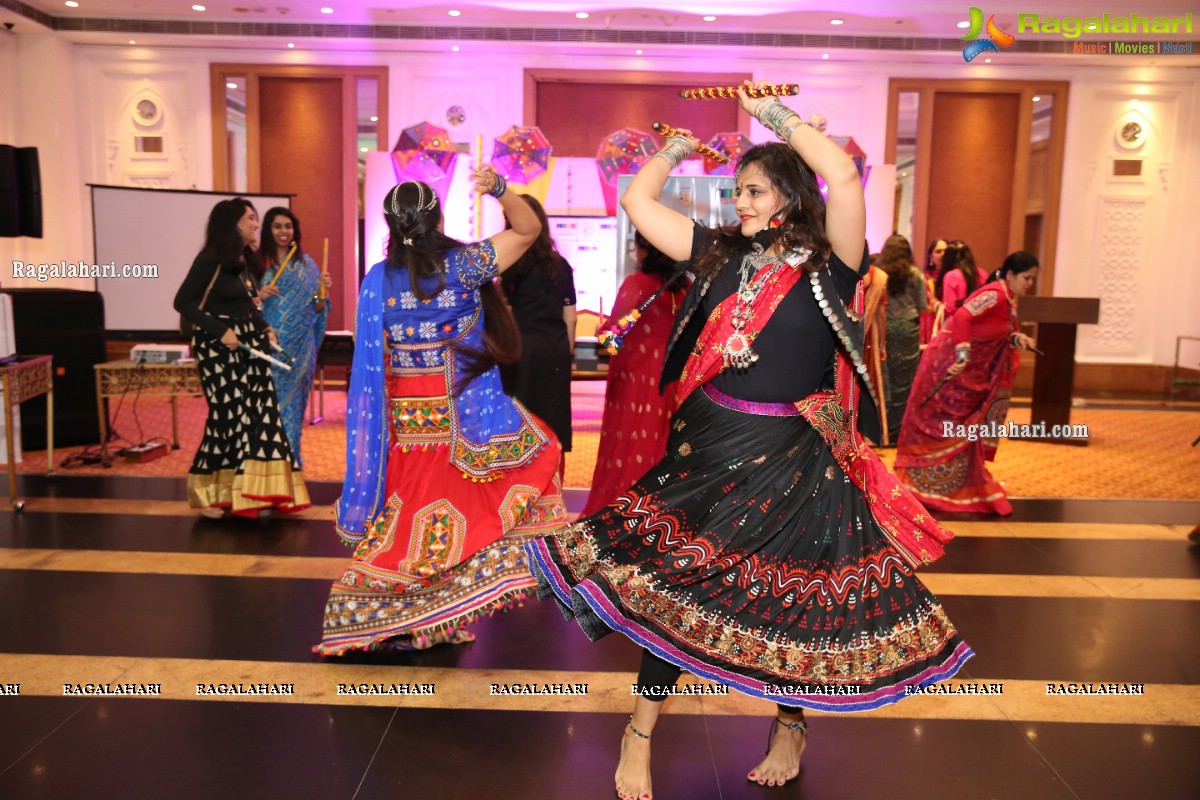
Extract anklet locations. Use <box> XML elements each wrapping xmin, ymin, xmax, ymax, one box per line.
<box><xmin>627</xmin><ymin>716</ymin><xmax>653</xmax><ymax>740</ymax></box>
<box><xmin>776</xmin><ymin>717</ymin><xmax>808</xmax><ymax>736</ymax></box>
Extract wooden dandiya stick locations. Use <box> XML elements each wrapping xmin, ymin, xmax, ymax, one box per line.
<box><xmin>678</xmin><ymin>83</ymin><xmax>799</xmax><ymax>100</ymax></box>
<box><xmin>317</xmin><ymin>237</ymin><xmax>328</xmax><ymax>300</ymax></box>
<box><xmin>652</xmin><ymin>122</ymin><xmax>728</xmax><ymax>163</ymax></box>
<box><xmin>475</xmin><ymin>133</ymin><xmax>484</xmax><ymax>240</ymax></box>
<box><xmin>266</xmin><ymin>242</ymin><xmax>298</xmax><ymax>288</ymax></box>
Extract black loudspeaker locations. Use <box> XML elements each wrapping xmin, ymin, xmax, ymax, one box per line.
<box><xmin>0</xmin><ymin>145</ymin><xmax>19</xmax><ymax>237</ymax></box>
<box><xmin>1</xmin><ymin>289</ymin><xmax>107</xmax><ymax>450</ymax></box>
<box><xmin>15</xmin><ymin>147</ymin><xmax>42</xmax><ymax>239</ymax></box>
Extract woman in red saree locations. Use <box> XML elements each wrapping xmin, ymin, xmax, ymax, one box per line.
<box><xmin>527</xmin><ymin>82</ymin><xmax>971</xmax><ymax>799</ymax></box>
<box><xmin>895</xmin><ymin>252</ymin><xmax>1040</xmax><ymax>515</ymax></box>
<box><xmin>583</xmin><ymin>233</ymin><xmax>690</xmax><ymax>516</ymax></box>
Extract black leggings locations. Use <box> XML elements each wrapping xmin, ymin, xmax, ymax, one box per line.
<box><xmin>636</xmin><ymin>649</ymin><xmax>804</xmax><ymax>715</ymax></box>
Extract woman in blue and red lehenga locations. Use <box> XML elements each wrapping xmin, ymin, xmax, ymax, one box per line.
<box><xmin>315</xmin><ymin>170</ymin><xmax>568</xmax><ymax>656</ymax></box>
<box><xmin>526</xmin><ymin>82</ymin><xmax>972</xmax><ymax>799</ymax></box>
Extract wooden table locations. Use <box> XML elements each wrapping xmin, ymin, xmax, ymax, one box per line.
<box><xmin>94</xmin><ymin>360</ymin><xmax>202</xmax><ymax>467</ymax></box>
<box><xmin>0</xmin><ymin>355</ymin><xmax>54</xmax><ymax>511</ymax></box>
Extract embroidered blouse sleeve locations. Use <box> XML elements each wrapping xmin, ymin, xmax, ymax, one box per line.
<box><xmin>456</xmin><ymin>241</ymin><xmax>499</xmax><ymax>289</ymax></box>
<box><xmin>947</xmin><ymin>286</ymin><xmax>1000</xmax><ymax>344</ymax></box>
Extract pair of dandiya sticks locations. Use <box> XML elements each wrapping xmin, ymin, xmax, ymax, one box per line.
<box><xmin>596</xmin><ymin>82</ymin><xmax>800</xmax><ymax>356</ymax></box>
<box><xmin>266</xmin><ymin>238</ymin><xmax>330</xmax><ymax>302</ymax></box>
<box><xmin>656</xmin><ymin>82</ymin><xmax>801</xmax><ymax>166</ymax></box>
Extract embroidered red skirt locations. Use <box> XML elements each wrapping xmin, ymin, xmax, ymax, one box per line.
<box><xmin>316</xmin><ymin>372</ymin><xmax>568</xmax><ymax>656</ymax></box>
<box><xmin>527</xmin><ymin>383</ymin><xmax>972</xmax><ymax>711</ymax></box>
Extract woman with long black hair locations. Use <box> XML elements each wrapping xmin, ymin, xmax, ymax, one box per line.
<box><xmin>174</xmin><ymin>197</ymin><xmax>309</xmax><ymax>519</ymax></box>
<box><xmin>316</xmin><ymin>168</ymin><xmax>569</xmax><ymax>655</ymax></box>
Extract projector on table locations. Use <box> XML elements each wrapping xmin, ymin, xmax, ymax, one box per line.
<box><xmin>130</xmin><ymin>344</ymin><xmax>190</xmax><ymax>364</ymax></box>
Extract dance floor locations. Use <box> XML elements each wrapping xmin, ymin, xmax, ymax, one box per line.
<box><xmin>0</xmin><ymin>471</ymin><xmax>1197</xmax><ymax>799</ymax></box>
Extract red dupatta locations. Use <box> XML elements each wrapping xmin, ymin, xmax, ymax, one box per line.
<box><xmin>676</xmin><ymin>256</ymin><xmax>954</xmax><ymax>569</ymax></box>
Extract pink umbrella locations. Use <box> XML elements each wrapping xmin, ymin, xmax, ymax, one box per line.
<box><xmin>492</xmin><ymin>125</ymin><xmax>553</xmax><ymax>184</ymax></box>
<box><xmin>703</xmin><ymin>132</ymin><xmax>754</xmax><ymax>176</ymax></box>
<box><xmin>392</xmin><ymin>121</ymin><xmax>458</xmax><ymax>202</ymax></box>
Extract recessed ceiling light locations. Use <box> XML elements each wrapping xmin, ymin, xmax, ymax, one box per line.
<box><xmin>192</xmin><ymin>4</ymin><xmax>205</xmax><ymax>11</ymax></box>
<box><xmin>1033</xmin><ymin>96</ymin><xmax>1041</xmax><ymax>102</ymax></box>
<box><xmin>451</xmin><ymin>45</ymin><xmax>460</xmax><ymax>51</ymax></box>
<box><xmin>360</xmin><ymin>147</ymin><xmax>368</xmax><ymax>152</ymax></box>
<box><xmin>448</xmin><ymin>10</ymin><xmax>461</xmax><ymax>17</ymax></box>
<box><xmin>956</xmin><ymin>21</ymin><xmax>969</xmax><ymax>28</ymax></box>
<box><xmin>65</xmin><ymin>1</ymin><xmax>79</xmax><ymax>7</ymax></box>
<box><xmin>830</xmin><ymin>19</ymin><xmax>844</xmax><ymax>26</ymax></box>
<box><xmin>703</xmin><ymin>16</ymin><xmax>716</xmax><ymax>22</ymax></box>
<box><xmin>287</xmin><ymin>42</ymin><xmax>295</xmax><ymax>48</ymax></box>
<box><xmin>576</xmin><ymin>12</ymin><xmax>589</xmax><ymax>19</ymax></box>
<box><xmin>226</xmin><ymin>82</ymin><xmax>237</xmax><ymax>89</ymax></box>
<box><xmin>822</xmin><ymin>53</ymin><xmax>829</xmax><ymax>59</ymax></box>
<box><xmin>321</xmin><ymin>6</ymin><xmax>333</xmax><ymax>13</ymax></box>
<box><xmin>635</xmin><ymin>49</ymin><xmax>642</xmax><ymax>55</ymax></box>
<box><xmin>128</xmin><ymin>40</ymin><xmax>136</xmax><ymax>45</ymax></box>
<box><xmin>984</xmin><ymin>57</ymin><xmax>991</xmax><ymax>62</ymax></box>
<box><xmin>370</xmin><ymin>116</ymin><xmax>378</xmax><ymax>122</ymax></box>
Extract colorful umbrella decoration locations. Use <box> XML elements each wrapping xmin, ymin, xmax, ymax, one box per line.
<box><xmin>391</xmin><ymin>121</ymin><xmax>458</xmax><ymax>203</ymax></box>
<box><xmin>596</xmin><ymin>127</ymin><xmax>659</xmax><ymax>215</ymax></box>
<box><xmin>703</xmin><ymin>132</ymin><xmax>754</xmax><ymax>176</ymax></box>
<box><xmin>492</xmin><ymin>125</ymin><xmax>553</xmax><ymax>184</ymax></box>
<box><xmin>595</xmin><ymin>127</ymin><xmax>659</xmax><ymax>188</ymax></box>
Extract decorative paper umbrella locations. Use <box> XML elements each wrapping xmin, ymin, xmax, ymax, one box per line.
<box><xmin>829</xmin><ymin>135</ymin><xmax>869</xmax><ymax>185</ymax></box>
<box><xmin>492</xmin><ymin>125</ymin><xmax>553</xmax><ymax>184</ymax></box>
<box><xmin>391</xmin><ymin>121</ymin><xmax>458</xmax><ymax>201</ymax></box>
<box><xmin>703</xmin><ymin>132</ymin><xmax>754</xmax><ymax>176</ymax></box>
<box><xmin>595</xmin><ymin>127</ymin><xmax>659</xmax><ymax>188</ymax></box>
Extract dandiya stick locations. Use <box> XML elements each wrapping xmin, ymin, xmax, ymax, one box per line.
<box><xmin>679</xmin><ymin>83</ymin><xmax>799</xmax><ymax>100</ymax></box>
<box><xmin>475</xmin><ymin>133</ymin><xmax>484</xmax><ymax>240</ymax></box>
<box><xmin>317</xmin><ymin>237</ymin><xmax>328</xmax><ymax>300</ymax></box>
<box><xmin>266</xmin><ymin>242</ymin><xmax>298</xmax><ymax>288</ymax></box>
<box><xmin>652</xmin><ymin>122</ymin><xmax>728</xmax><ymax>164</ymax></box>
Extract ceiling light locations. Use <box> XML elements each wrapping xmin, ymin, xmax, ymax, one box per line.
<box><xmin>984</xmin><ymin>57</ymin><xmax>991</xmax><ymax>62</ymax></box>
<box><xmin>956</xmin><ymin>21</ymin><xmax>969</xmax><ymax>28</ymax></box>
<box><xmin>360</xmin><ymin>147</ymin><xmax>368</xmax><ymax>152</ymax></box>
<box><xmin>1033</xmin><ymin>96</ymin><xmax>1041</xmax><ymax>101</ymax></box>
<box><xmin>370</xmin><ymin>116</ymin><xmax>378</xmax><ymax>122</ymax></box>
<box><xmin>576</xmin><ymin>12</ymin><xmax>589</xmax><ymax>19</ymax></box>
<box><xmin>830</xmin><ymin>19</ymin><xmax>844</xmax><ymax>26</ymax></box>
<box><xmin>287</xmin><ymin>42</ymin><xmax>295</xmax><ymax>48</ymax></box>
<box><xmin>192</xmin><ymin>4</ymin><xmax>206</xmax><ymax>10</ymax></box>
<box><xmin>321</xmin><ymin>6</ymin><xmax>333</xmax><ymax>13</ymax></box>
<box><xmin>451</xmin><ymin>45</ymin><xmax>460</xmax><ymax>51</ymax></box>
<box><xmin>226</xmin><ymin>82</ymin><xmax>237</xmax><ymax>89</ymax></box>
<box><xmin>448</xmin><ymin>10</ymin><xmax>461</xmax><ymax>17</ymax></box>
<box><xmin>65</xmin><ymin>1</ymin><xmax>79</xmax><ymax>7</ymax></box>
<box><xmin>129</xmin><ymin>40</ymin><xmax>136</xmax><ymax>45</ymax></box>
<box><xmin>635</xmin><ymin>49</ymin><xmax>642</xmax><ymax>55</ymax></box>
<box><xmin>822</xmin><ymin>53</ymin><xmax>829</xmax><ymax>59</ymax></box>
<box><xmin>703</xmin><ymin>16</ymin><xmax>716</xmax><ymax>22</ymax></box>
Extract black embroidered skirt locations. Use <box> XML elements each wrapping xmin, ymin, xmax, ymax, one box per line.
<box><xmin>187</xmin><ymin>317</ymin><xmax>310</xmax><ymax>516</ymax></box>
<box><xmin>527</xmin><ymin>384</ymin><xmax>972</xmax><ymax>712</ymax></box>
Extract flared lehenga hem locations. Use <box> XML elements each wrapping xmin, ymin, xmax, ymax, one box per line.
<box><xmin>188</xmin><ymin>464</ymin><xmax>312</xmax><ymax>517</ymax></box>
<box><xmin>528</xmin><ymin>545</ymin><xmax>973</xmax><ymax>712</ymax></box>
<box><xmin>526</xmin><ymin>386</ymin><xmax>973</xmax><ymax>712</ymax></box>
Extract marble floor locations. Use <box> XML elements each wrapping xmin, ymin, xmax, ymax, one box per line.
<box><xmin>0</xmin><ymin>474</ymin><xmax>1197</xmax><ymax>799</ymax></box>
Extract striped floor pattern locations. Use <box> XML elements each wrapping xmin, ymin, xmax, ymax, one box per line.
<box><xmin>1</xmin><ymin>474</ymin><xmax>1197</xmax><ymax>799</ymax></box>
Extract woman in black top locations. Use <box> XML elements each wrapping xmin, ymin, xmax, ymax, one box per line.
<box><xmin>526</xmin><ymin>83</ymin><xmax>970</xmax><ymax>798</ymax></box>
<box><xmin>500</xmin><ymin>194</ymin><xmax>577</xmax><ymax>459</ymax></box>
<box><xmin>174</xmin><ymin>197</ymin><xmax>310</xmax><ymax>519</ymax></box>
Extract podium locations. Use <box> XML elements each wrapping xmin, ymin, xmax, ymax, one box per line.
<box><xmin>1018</xmin><ymin>297</ymin><xmax>1100</xmax><ymax>445</ymax></box>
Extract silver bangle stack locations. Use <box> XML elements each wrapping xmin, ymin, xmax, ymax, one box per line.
<box><xmin>753</xmin><ymin>97</ymin><xmax>810</xmax><ymax>142</ymax></box>
<box><xmin>653</xmin><ymin>136</ymin><xmax>694</xmax><ymax>170</ymax></box>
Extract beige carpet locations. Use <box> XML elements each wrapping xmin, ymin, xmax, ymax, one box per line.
<box><xmin>10</xmin><ymin>388</ymin><xmax>1199</xmax><ymax>500</ymax></box>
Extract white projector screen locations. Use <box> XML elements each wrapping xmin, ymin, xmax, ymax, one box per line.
<box><xmin>90</xmin><ymin>185</ymin><xmax>292</xmax><ymax>332</ymax></box>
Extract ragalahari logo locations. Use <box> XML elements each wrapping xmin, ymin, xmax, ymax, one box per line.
<box><xmin>962</xmin><ymin>7</ymin><xmax>1016</xmax><ymax>61</ymax></box>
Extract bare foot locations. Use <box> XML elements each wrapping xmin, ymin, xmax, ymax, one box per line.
<box><xmin>615</xmin><ymin>723</ymin><xmax>653</xmax><ymax>800</ymax></box>
<box><xmin>747</xmin><ymin>717</ymin><xmax>807</xmax><ymax>787</ymax></box>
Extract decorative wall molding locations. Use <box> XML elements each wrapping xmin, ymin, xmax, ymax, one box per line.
<box><xmin>1092</xmin><ymin>196</ymin><xmax>1147</xmax><ymax>354</ymax></box>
